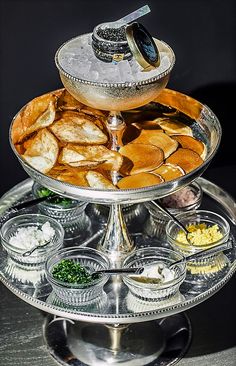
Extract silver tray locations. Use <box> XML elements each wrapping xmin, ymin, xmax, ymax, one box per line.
<box><xmin>10</xmin><ymin>89</ymin><xmax>221</xmax><ymax>204</ymax></box>
<box><xmin>0</xmin><ymin>177</ymin><xmax>235</xmax><ymax>324</ymax></box>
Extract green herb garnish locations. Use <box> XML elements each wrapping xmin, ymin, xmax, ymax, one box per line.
<box><xmin>52</xmin><ymin>259</ymin><xmax>99</xmax><ymax>285</ymax></box>
<box><xmin>38</xmin><ymin>187</ymin><xmax>73</xmax><ymax>208</ymax></box>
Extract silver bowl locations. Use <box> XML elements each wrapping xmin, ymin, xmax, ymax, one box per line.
<box><xmin>10</xmin><ymin>88</ymin><xmax>221</xmax><ymax>204</ymax></box>
<box><xmin>55</xmin><ymin>34</ymin><xmax>175</xmax><ymax>111</ymax></box>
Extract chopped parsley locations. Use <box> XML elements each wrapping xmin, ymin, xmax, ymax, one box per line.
<box><xmin>52</xmin><ymin>259</ymin><xmax>99</xmax><ymax>284</ymax></box>
<box><xmin>37</xmin><ymin>187</ymin><xmax>73</xmax><ymax>208</ymax></box>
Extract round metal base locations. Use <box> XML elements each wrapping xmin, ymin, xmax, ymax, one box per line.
<box><xmin>43</xmin><ymin>313</ymin><xmax>191</xmax><ymax>366</ymax></box>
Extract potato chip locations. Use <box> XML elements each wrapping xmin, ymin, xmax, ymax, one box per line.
<box><xmin>50</xmin><ymin>111</ymin><xmax>108</xmax><ymax>144</ymax></box>
<box><xmin>11</xmin><ymin>92</ymin><xmax>59</xmax><ymax>144</ymax></box>
<box><xmin>86</xmin><ymin>171</ymin><xmax>117</xmax><ymax>189</ymax></box>
<box><xmin>23</xmin><ymin>128</ymin><xmax>59</xmax><ymax>173</ymax></box>
<box><xmin>60</xmin><ymin>144</ymin><xmax>123</xmax><ymax>171</ymax></box>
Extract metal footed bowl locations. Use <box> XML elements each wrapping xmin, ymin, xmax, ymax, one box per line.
<box><xmin>10</xmin><ymin>89</ymin><xmax>221</xmax><ymax>204</ymax></box>
<box><xmin>55</xmin><ymin>34</ymin><xmax>175</xmax><ymax>111</ymax></box>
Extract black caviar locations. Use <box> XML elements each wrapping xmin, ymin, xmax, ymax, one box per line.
<box><xmin>52</xmin><ymin>259</ymin><xmax>99</xmax><ymax>285</ymax></box>
<box><xmin>97</xmin><ymin>26</ymin><xmax>126</xmax><ymax>42</ymax></box>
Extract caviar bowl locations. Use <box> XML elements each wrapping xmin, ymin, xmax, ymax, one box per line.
<box><xmin>166</xmin><ymin>210</ymin><xmax>230</xmax><ymax>277</ymax></box>
<box><xmin>145</xmin><ymin>182</ymin><xmax>203</xmax><ymax>240</ymax></box>
<box><xmin>0</xmin><ymin>214</ymin><xmax>64</xmax><ymax>267</ymax></box>
<box><xmin>122</xmin><ymin>247</ymin><xmax>186</xmax><ymax>301</ymax></box>
<box><xmin>45</xmin><ymin>247</ymin><xmax>110</xmax><ymax>305</ymax></box>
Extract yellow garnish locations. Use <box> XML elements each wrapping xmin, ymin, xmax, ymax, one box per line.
<box><xmin>176</xmin><ymin>223</ymin><xmax>223</xmax><ymax>246</ymax></box>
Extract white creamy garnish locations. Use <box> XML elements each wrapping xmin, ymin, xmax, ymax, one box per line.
<box><xmin>141</xmin><ymin>262</ymin><xmax>175</xmax><ymax>283</ymax></box>
<box><xmin>9</xmin><ymin>222</ymin><xmax>55</xmax><ymax>250</ymax></box>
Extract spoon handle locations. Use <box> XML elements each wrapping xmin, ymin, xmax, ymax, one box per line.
<box><xmin>170</xmin><ymin>241</ymin><xmax>232</xmax><ymax>268</ymax></box>
<box><xmin>150</xmin><ymin>201</ymin><xmax>189</xmax><ymax>236</ymax></box>
<box><xmin>10</xmin><ymin>196</ymin><xmax>49</xmax><ymax>213</ymax></box>
<box><xmin>93</xmin><ymin>267</ymin><xmax>143</xmax><ymax>276</ymax></box>
<box><xmin>22</xmin><ymin>240</ymin><xmax>51</xmax><ymax>257</ymax></box>
<box><xmin>115</xmin><ymin>5</ymin><xmax>150</xmax><ymax>25</ymax></box>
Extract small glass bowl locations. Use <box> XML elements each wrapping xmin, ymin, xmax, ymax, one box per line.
<box><xmin>166</xmin><ymin>210</ymin><xmax>230</xmax><ymax>276</ymax></box>
<box><xmin>122</xmin><ymin>247</ymin><xmax>186</xmax><ymax>302</ymax></box>
<box><xmin>32</xmin><ymin>182</ymin><xmax>87</xmax><ymax>224</ymax></box>
<box><xmin>0</xmin><ymin>214</ymin><xmax>64</xmax><ymax>267</ymax></box>
<box><xmin>32</xmin><ymin>182</ymin><xmax>91</xmax><ymax>241</ymax></box>
<box><xmin>144</xmin><ymin>182</ymin><xmax>203</xmax><ymax>240</ymax></box>
<box><xmin>45</xmin><ymin>247</ymin><xmax>110</xmax><ymax>305</ymax></box>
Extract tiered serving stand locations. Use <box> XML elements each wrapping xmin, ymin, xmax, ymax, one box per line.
<box><xmin>1</xmin><ymin>33</ymin><xmax>236</xmax><ymax>365</ymax></box>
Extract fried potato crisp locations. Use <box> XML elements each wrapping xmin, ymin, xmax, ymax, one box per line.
<box><xmin>57</xmin><ymin>89</ymin><xmax>84</xmax><ymax>111</ymax></box>
<box><xmin>12</xmin><ymin>92</ymin><xmax>60</xmax><ymax>144</ymax></box>
<box><xmin>119</xmin><ymin>143</ymin><xmax>164</xmax><ymax>175</ymax></box>
<box><xmin>172</xmin><ymin>135</ymin><xmax>207</xmax><ymax>159</ymax></box>
<box><xmin>151</xmin><ymin>163</ymin><xmax>185</xmax><ymax>182</ymax></box>
<box><xmin>117</xmin><ymin>172</ymin><xmax>164</xmax><ymax>189</ymax></box>
<box><xmin>50</xmin><ymin>111</ymin><xmax>107</xmax><ymax>144</ymax></box>
<box><xmin>130</xmin><ymin>129</ymin><xmax>178</xmax><ymax>158</ymax></box>
<box><xmin>86</xmin><ymin>171</ymin><xmax>117</xmax><ymax>189</ymax></box>
<box><xmin>133</xmin><ymin>120</ymin><xmax>163</xmax><ymax>130</ymax></box>
<box><xmin>60</xmin><ymin>144</ymin><xmax>123</xmax><ymax>171</ymax></box>
<box><xmin>23</xmin><ymin>128</ymin><xmax>59</xmax><ymax>173</ymax></box>
<box><xmin>166</xmin><ymin>148</ymin><xmax>203</xmax><ymax>173</ymax></box>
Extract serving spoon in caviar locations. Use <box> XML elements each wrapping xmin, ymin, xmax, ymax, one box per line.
<box><xmin>22</xmin><ymin>240</ymin><xmax>51</xmax><ymax>257</ymax></box>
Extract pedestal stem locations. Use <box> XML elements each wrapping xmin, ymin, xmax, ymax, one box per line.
<box><xmin>107</xmin><ymin>111</ymin><xmax>125</xmax><ymax>152</ymax></box>
<box><xmin>98</xmin><ymin>204</ymin><xmax>134</xmax><ymax>267</ymax></box>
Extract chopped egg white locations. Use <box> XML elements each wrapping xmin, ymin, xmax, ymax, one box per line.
<box><xmin>9</xmin><ymin>222</ymin><xmax>55</xmax><ymax>250</ymax></box>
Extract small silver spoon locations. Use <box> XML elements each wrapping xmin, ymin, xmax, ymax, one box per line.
<box><xmin>168</xmin><ymin>240</ymin><xmax>232</xmax><ymax>269</ymax></box>
<box><xmin>150</xmin><ymin>201</ymin><xmax>191</xmax><ymax>239</ymax></box>
<box><xmin>91</xmin><ymin>267</ymin><xmax>143</xmax><ymax>278</ymax></box>
<box><xmin>130</xmin><ymin>241</ymin><xmax>232</xmax><ymax>283</ymax></box>
<box><xmin>22</xmin><ymin>240</ymin><xmax>51</xmax><ymax>257</ymax></box>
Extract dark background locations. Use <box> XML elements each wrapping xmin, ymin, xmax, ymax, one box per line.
<box><xmin>0</xmin><ymin>0</ymin><xmax>236</xmax><ymax>196</ymax></box>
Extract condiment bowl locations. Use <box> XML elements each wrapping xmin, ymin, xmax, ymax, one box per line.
<box><xmin>122</xmin><ymin>247</ymin><xmax>186</xmax><ymax>301</ymax></box>
<box><xmin>32</xmin><ymin>182</ymin><xmax>91</xmax><ymax>240</ymax></box>
<box><xmin>166</xmin><ymin>210</ymin><xmax>230</xmax><ymax>276</ymax></box>
<box><xmin>45</xmin><ymin>247</ymin><xmax>110</xmax><ymax>305</ymax></box>
<box><xmin>32</xmin><ymin>182</ymin><xmax>88</xmax><ymax>224</ymax></box>
<box><xmin>0</xmin><ymin>214</ymin><xmax>64</xmax><ymax>267</ymax></box>
<box><xmin>144</xmin><ymin>182</ymin><xmax>203</xmax><ymax>240</ymax></box>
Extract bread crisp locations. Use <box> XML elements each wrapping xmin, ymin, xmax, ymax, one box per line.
<box><xmin>151</xmin><ymin>163</ymin><xmax>185</xmax><ymax>181</ymax></box>
<box><xmin>172</xmin><ymin>135</ymin><xmax>207</xmax><ymax>159</ymax></box>
<box><xmin>130</xmin><ymin>129</ymin><xmax>178</xmax><ymax>158</ymax></box>
<box><xmin>117</xmin><ymin>172</ymin><xmax>164</xmax><ymax>189</ymax></box>
<box><xmin>119</xmin><ymin>143</ymin><xmax>164</xmax><ymax>175</ymax></box>
<box><xmin>156</xmin><ymin>118</ymin><xmax>193</xmax><ymax>136</ymax></box>
<box><xmin>166</xmin><ymin>148</ymin><xmax>203</xmax><ymax>173</ymax></box>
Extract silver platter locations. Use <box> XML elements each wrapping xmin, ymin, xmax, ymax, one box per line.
<box><xmin>10</xmin><ymin>89</ymin><xmax>221</xmax><ymax>204</ymax></box>
<box><xmin>0</xmin><ymin>177</ymin><xmax>235</xmax><ymax>324</ymax></box>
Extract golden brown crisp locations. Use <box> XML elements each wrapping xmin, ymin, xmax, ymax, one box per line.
<box><xmin>166</xmin><ymin>148</ymin><xmax>203</xmax><ymax>173</ymax></box>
